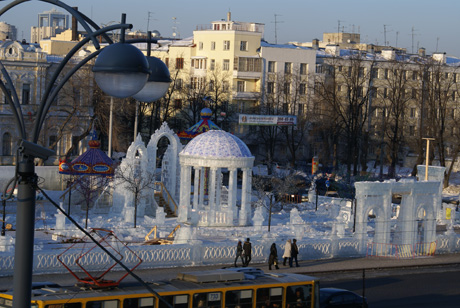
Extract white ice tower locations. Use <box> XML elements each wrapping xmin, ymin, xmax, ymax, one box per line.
<box><xmin>178</xmin><ymin>130</ymin><xmax>254</xmax><ymax>226</ymax></box>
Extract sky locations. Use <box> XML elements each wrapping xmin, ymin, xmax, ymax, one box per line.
<box><xmin>1</xmin><ymin>0</ymin><xmax>460</xmax><ymax>57</ymax></box>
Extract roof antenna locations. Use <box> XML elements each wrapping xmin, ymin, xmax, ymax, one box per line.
<box><xmin>272</xmin><ymin>14</ymin><xmax>284</xmax><ymax>44</ymax></box>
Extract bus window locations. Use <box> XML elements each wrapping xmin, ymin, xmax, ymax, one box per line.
<box><xmin>46</xmin><ymin>304</ymin><xmax>82</xmax><ymax>308</ymax></box>
<box><xmin>192</xmin><ymin>292</ymin><xmax>222</xmax><ymax>308</ymax></box>
<box><xmin>124</xmin><ymin>297</ymin><xmax>155</xmax><ymax>308</ymax></box>
<box><xmin>87</xmin><ymin>300</ymin><xmax>118</xmax><ymax>308</ymax></box>
<box><xmin>0</xmin><ymin>298</ymin><xmax>12</xmax><ymax>308</ymax></box>
<box><xmin>286</xmin><ymin>286</ymin><xmax>312</xmax><ymax>308</ymax></box>
<box><xmin>159</xmin><ymin>295</ymin><xmax>188</xmax><ymax>308</ymax></box>
<box><xmin>225</xmin><ymin>290</ymin><xmax>253</xmax><ymax>308</ymax></box>
<box><xmin>256</xmin><ymin>288</ymin><xmax>282</xmax><ymax>308</ymax></box>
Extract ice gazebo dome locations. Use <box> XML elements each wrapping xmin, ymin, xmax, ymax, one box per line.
<box><xmin>178</xmin><ymin>130</ymin><xmax>254</xmax><ymax>226</ymax></box>
<box><xmin>181</xmin><ymin>130</ymin><xmax>252</xmax><ymax>158</ymax></box>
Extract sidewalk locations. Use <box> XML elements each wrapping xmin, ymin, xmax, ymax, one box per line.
<box><xmin>257</xmin><ymin>252</ymin><xmax>460</xmax><ymax>275</ymax></box>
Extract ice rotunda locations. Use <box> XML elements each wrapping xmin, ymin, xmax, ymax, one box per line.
<box><xmin>178</xmin><ymin>130</ymin><xmax>254</xmax><ymax>227</ymax></box>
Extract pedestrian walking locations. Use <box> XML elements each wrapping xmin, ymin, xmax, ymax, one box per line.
<box><xmin>282</xmin><ymin>239</ymin><xmax>292</xmax><ymax>266</ymax></box>
<box><xmin>268</xmin><ymin>243</ymin><xmax>279</xmax><ymax>270</ymax></box>
<box><xmin>243</xmin><ymin>238</ymin><xmax>252</xmax><ymax>267</ymax></box>
<box><xmin>291</xmin><ymin>238</ymin><xmax>299</xmax><ymax>267</ymax></box>
<box><xmin>234</xmin><ymin>240</ymin><xmax>244</xmax><ymax>267</ymax></box>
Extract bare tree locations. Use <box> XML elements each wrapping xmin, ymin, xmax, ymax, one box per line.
<box><xmin>40</xmin><ymin>63</ymin><xmax>95</xmax><ymax>162</ymax></box>
<box><xmin>422</xmin><ymin>59</ymin><xmax>460</xmax><ymax>187</ymax></box>
<box><xmin>314</xmin><ymin>53</ymin><xmax>376</xmax><ymax>178</ymax></box>
<box><xmin>115</xmin><ymin>163</ymin><xmax>157</xmax><ymax>228</ymax></box>
<box><xmin>71</xmin><ymin>175</ymin><xmax>111</xmax><ymax>228</ymax></box>
<box><xmin>375</xmin><ymin>60</ymin><xmax>413</xmax><ymax>177</ymax></box>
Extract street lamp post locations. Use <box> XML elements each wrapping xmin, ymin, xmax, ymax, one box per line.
<box><xmin>0</xmin><ymin>2</ymin><xmax>169</xmax><ymax>308</ymax></box>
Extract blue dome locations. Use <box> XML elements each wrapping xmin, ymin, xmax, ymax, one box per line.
<box><xmin>182</xmin><ymin>130</ymin><xmax>252</xmax><ymax>158</ymax></box>
<box><xmin>200</xmin><ymin>107</ymin><xmax>212</xmax><ymax>118</ymax></box>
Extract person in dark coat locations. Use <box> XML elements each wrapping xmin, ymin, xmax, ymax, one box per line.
<box><xmin>234</xmin><ymin>240</ymin><xmax>244</xmax><ymax>267</ymax></box>
<box><xmin>291</xmin><ymin>238</ymin><xmax>299</xmax><ymax>267</ymax></box>
<box><xmin>243</xmin><ymin>238</ymin><xmax>252</xmax><ymax>266</ymax></box>
<box><xmin>268</xmin><ymin>243</ymin><xmax>279</xmax><ymax>270</ymax></box>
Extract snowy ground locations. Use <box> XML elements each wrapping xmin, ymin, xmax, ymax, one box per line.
<box><xmin>1</xmin><ymin>166</ymin><xmax>459</xmax><ymax>255</ymax></box>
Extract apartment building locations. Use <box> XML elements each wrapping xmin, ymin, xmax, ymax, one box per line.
<box><xmin>150</xmin><ymin>13</ymin><xmax>318</xmax><ymax>164</ymax></box>
<box><xmin>314</xmin><ymin>45</ymin><xmax>460</xmax><ymax>172</ymax></box>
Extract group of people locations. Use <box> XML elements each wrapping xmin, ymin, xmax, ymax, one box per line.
<box><xmin>234</xmin><ymin>238</ymin><xmax>252</xmax><ymax>267</ymax></box>
<box><xmin>234</xmin><ymin>238</ymin><xmax>299</xmax><ymax>270</ymax></box>
<box><xmin>269</xmin><ymin>239</ymin><xmax>299</xmax><ymax>270</ymax></box>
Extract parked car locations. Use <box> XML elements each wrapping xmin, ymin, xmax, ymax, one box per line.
<box><xmin>320</xmin><ymin>288</ymin><xmax>368</xmax><ymax>308</ymax></box>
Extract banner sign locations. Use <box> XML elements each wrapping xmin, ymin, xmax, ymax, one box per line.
<box><xmin>238</xmin><ymin>114</ymin><xmax>297</xmax><ymax>126</ymax></box>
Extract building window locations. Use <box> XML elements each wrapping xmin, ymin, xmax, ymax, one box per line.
<box><xmin>175</xmin><ymin>78</ymin><xmax>183</xmax><ymax>90</ymax></box>
<box><xmin>237</xmin><ymin>57</ymin><xmax>262</xmax><ymax>72</ymax></box>
<box><xmin>2</xmin><ymin>132</ymin><xmax>12</xmax><ymax>156</ymax></box>
<box><xmin>299</xmin><ymin>83</ymin><xmax>306</xmax><ymax>95</ymax></box>
<box><xmin>409</xmin><ymin>125</ymin><xmax>415</xmax><ymax>137</ymax></box>
<box><xmin>300</xmin><ymin>63</ymin><xmax>307</xmax><ymax>75</ymax></box>
<box><xmin>209</xmin><ymin>80</ymin><xmax>214</xmax><ymax>91</ymax></box>
<box><xmin>223</xmin><ymin>59</ymin><xmax>230</xmax><ymax>71</ymax></box>
<box><xmin>22</xmin><ymin>83</ymin><xmax>30</xmax><ymax>105</ymax></box>
<box><xmin>174</xmin><ymin>99</ymin><xmax>182</xmax><ymax>109</ymax></box>
<box><xmin>237</xmin><ymin>81</ymin><xmax>245</xmax><ymax>92</ymax></box>
<box><xmin>284</xmin><ymin>82</ymin><xmax>290</xmax><ymax>95</ymax></box>
<box><xmin>284</xmin><ymin>62</ymin><xmax>292</xmax><ymax>74</ymax></box>
<box><xmin>383</xmin><ymin>88</ymin><xmax>388</xmax><ymax>98</ymax></box>
<box><xmin>240</xmin><ymin>41</ymin><xmax>248</xmax><ymax>51</ymax></box>
<box><xmin>176</xmin><ymin>58</ymin><xmax>184</xmax><ymax>69</ymax></box>
<box><xmin>268</xmin><ymin>61</ymin><xmax>275</xmax><ymax>73</ymax></box>
<box><xmin>410</xmin><ymin>107</ymin><xmax>416</xmax><ymax>118</ymax></box>
<box><xmin>315</xmin><ymin>64</ymin><xmax>323</xmax><ymax>74</ymax></box>
<box><xmin>3</xmin><ymin>85</ymin><xmax>11</xmax><ymax>104</ymax></box>
<box><xmin>199</xmin><ymin>42</ymin><xmax>203</xmax><ymax>50</ymax></box>
<box><xmin>223</xmin><ymin>40</ymin><xmax>230</xmax><ymax>50</ymax></box>
<box><xmin>412</xmin><ymin>89</ymin><xmax>417</xmax><ymax>99</ymax></box>
<box><xmin>210</xmin><ymin>59</ymin><xmax>215</xmax><ymax>70</ymax></box>
<box><xmin>223</xmin><ymin>81</ymin><xmax>230</xmax><ymax>91</ymax></box>
<box><xmin>50</xmin><ymin>85</ymin><xmax>59</xmax><ymax>105</ymax></box>
<box><xmin>49</xmin><ymin>135</ymin><xmax>57</xmax><ymax>152</ymax></box>
<box><xmin>71</xmin><ymin>136</ymin><xmax>79</xmax><ymax>156</ymax></box>
<box><xmin>370</xmin><ymin>87</ymin><xmax>377</xmax><ymax>98</ymax></box>
<box><xmin>267</xmin><ymin>82</ymin><xmax>274</xmax><ymax>94</ymax></box>
<box><xmin>211</xmin><ymin>41</ymin><xmax>216</xmax><ymax>50</ymax></box>
<box><xmin>192</xmin><ymin>59</ymin><xmax>206</xmax><ymax>69</ymax></box>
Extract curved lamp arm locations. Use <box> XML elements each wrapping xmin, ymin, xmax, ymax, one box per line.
<box><xmin>0</xmin><ymin>0</ymin><xmax>104</xmax><ymax>49</ymax></box>
<box><xmin>0</xmin><ymin>62</ymin><xmax>25</xmax><ymax>139</ymax></box>
<box><xmin>32</xmin><ymin>23</ymin><xmax>132</xmax><ymax>141</ymax></box>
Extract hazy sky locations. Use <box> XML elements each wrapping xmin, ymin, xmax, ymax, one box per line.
<box><xmin>1</xmin><ymin>0</ymin><xmax>460</xmax><ymax>57</ymax></box>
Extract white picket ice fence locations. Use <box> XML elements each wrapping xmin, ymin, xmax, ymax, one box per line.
<box><xmin>0</xmin><ymin>234</ymin><xmax>459</xmax><ymax>277</ymax></box>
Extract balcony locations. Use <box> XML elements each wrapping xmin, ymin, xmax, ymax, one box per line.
<box><xmin>233</xmin><ymin>91</ymin><xmax>260</xmax><ymax>100</ymax></box>
<box><xmin>233</xmin><ymin>70</ymin><xmax>262</xmax><ymax>79</ymax></box>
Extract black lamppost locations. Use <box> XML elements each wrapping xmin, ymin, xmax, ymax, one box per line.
<box><xmin>0</xmin><ymin>2</ymin><xmax>170</xmax><ymax>308</ymax></box>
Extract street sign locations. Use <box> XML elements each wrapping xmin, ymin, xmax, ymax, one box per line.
<box><xmin>325</xmin><ymin>180</ymin><xmax>330</xmax><ymax>188</ymax></box>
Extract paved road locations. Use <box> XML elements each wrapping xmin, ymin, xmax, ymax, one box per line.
<box><xmin>1</xmin><ymin>253</ymin><xmax>459</xmax><ymax>289</ymax></box>
<box><xmin>320</xmin><ymin>265</ymin><xmax>460</xmax><ymax>308</ymax></box>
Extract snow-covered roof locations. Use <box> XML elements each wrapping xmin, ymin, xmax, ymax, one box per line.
<box><xmin>260</xmin><ymin>41</ymin><xmax>312</xmax><ymax>50</ymax></box>
<box><xmin>181</xmin><ymin>130</ymin><xmax>252</xmax><ymax>158</ymax></box>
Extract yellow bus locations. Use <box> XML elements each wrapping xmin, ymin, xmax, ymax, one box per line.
<box><xmin>0</xmin><ymin>268</ymin><xmax>319</xmax><ymax>308</ymax></box>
